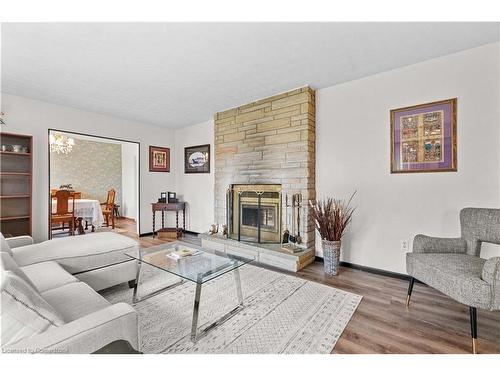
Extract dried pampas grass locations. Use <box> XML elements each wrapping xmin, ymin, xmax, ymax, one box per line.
<box><xmin>309</xmin><ymin>192</ymin><xmax>356</xmax><ymax>241</ymax></box>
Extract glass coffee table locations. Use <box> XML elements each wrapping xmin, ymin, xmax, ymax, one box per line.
<box><xmin>124</xmin><ymin>241</ymin><xmax>254</xmax><ymax>342</ymax></box>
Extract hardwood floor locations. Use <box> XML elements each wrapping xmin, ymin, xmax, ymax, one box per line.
<box><xmin>298</xmin><ymin>263</ymin><xmax>500</xmax><ymax>354</ymax></box>
<box><xmin>114</xmin><ymin>218</ymin><xmax>500</xmax><ymax>354</ymax></box>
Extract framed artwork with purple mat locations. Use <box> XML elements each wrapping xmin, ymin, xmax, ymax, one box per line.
<box><xmin>390</xmin><ymin>98</ymin><xmax>457</xmax><ymax>173</ymax></box>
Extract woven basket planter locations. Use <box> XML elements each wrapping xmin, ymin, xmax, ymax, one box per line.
<box><xmin>322</xmin><ymin>240</ymin><xmax>341</xmax><ymax>276</ymax></box>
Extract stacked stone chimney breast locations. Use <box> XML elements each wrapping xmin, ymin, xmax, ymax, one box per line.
<box><xmin>214</xmin><ymin>86</ymin><xmax>316</xmax><ymax>251</ymax></box>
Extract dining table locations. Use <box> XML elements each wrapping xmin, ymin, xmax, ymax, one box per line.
<box><xmin>51</xmin><ymin>198</ymin><xmax>104</xmax><ymax>234</ymax></box>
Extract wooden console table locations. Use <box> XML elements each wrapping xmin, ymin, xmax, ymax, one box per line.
<box><xmin>151</xmin><ymin>202</ymin><xmax>186</xmax><ymax>238</ymax></box>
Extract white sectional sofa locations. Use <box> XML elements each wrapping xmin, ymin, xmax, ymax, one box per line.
<box><xmin>1</xmin><ymin>232</ymin><xmax>140</xmax><ymax>353</ymax></box>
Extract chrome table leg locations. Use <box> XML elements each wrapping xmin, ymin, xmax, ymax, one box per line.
<box><xmin>132</xmin><ymin>260</ymin><xmax>142</xmax><ymax>303</ymax></box>
<box><xmin>191</xmin><ymin>280</ymin><xmax>203</xmax><ymax>341</ymax></box>
<box><xmin>233</xmin><ymin>267</ymin><xmax>243</xmax><ymax>306</ymax></box>
<box><xmin>132</xmin><ymin>259</ymin><xmax>184</xmax><ymax>303</ymax></box>
<box><xmin>190</xmin><ymin>267</ymin><xmax>245</xmax><ymax>343</ymax></box>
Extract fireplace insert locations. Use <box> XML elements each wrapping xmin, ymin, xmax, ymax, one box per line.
<box><xmin>226</xmin><ymin>184</ymin><xmax>282</xmax><ymax>244</ymax></box>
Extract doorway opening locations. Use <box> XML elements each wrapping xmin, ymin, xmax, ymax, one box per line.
<box><xmin>48</xmin><ymin>129</ymin><xmax>140</xmax><ymax>238</ymax></box>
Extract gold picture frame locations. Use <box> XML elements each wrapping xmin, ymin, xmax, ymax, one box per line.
<box><xmin>390</xmin><ymin>98</ymin><xmax>457</xmax><ymax>173</ymax></box>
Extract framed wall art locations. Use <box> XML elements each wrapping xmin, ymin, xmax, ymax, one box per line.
<box><xmin>390</xmin><ymin>98</ymin><xmax>457</xmax><ymax>173</ymax></box>
<box><xmin>185</xmin><ymin>144</ymin><xmax>210</xmax><ymax>173</ymax></box>
<box><xmin>149</xmin><ymin>146</ymin><xmax>170</xmax><ymax>172</ymax></box>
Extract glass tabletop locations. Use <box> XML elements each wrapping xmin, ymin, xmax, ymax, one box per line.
<box><xmin>124</xmin><ymin>241</ymin><xmax>254</xmax><ymax>284</ymax></box>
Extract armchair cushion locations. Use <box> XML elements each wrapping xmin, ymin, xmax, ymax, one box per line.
<box><xmin>412</xmin><ymin>235</ymin><xmax>467</xmax><ymax>254</ymax></box>
<box><xmin>407</xmin><ymin>253</ymin><xmax>492</xmax><ymax>309</ymax></box>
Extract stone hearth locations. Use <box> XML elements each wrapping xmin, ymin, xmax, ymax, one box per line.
<box><xmin>199</xmin><ymin>233</ymin><xmax>315</xmax><ymax>272</ymax></box>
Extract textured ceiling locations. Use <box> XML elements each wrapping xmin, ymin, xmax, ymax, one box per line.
<box><xmin>2</xmin><ymin>22</ymin><xmax>499</xmax><ymax>128</ymax></box>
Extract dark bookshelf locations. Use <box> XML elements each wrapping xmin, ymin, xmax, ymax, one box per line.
<box><xmin>0</xmin><ymin>132</ymin><xmax>33</xmax><ymax>237</ymax></box>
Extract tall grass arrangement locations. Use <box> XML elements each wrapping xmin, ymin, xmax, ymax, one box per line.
<box><xmin>309</xmin><ymin>192</ymin><xmax>356</xmax><ymax>241</ymax></box>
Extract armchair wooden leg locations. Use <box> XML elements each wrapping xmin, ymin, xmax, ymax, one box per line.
<box><xmin>405</xmin><ymin>277</ymin><xmax>415</xmax><ymax>308</ymax></box>
<box><xmin>469</xmin><ymin>306</ymin><xmax>478</xmax><ymax>354</ymax></box>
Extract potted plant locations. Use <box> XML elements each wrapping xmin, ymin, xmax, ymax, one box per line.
<box><xmin>309</xmin><ymin>192</ymin><xmax>356</xmax><ymax>276</ymax></box>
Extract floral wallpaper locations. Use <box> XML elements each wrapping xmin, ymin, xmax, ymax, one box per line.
<box><xmin>50</xmin><ymin>137</ymin><xmax>122</xmax><ymax>208</ymax></box>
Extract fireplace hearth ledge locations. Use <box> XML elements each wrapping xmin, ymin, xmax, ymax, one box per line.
<box><xmin>198</xmin><ymin>233</ymin><xmax>315</xmax><ymax>272</ymax></box>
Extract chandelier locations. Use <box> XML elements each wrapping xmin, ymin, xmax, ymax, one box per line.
<box><xmin>49</xmin><ymin>132</ymin><xmax>75</xmax><ymax>154</ymax></box>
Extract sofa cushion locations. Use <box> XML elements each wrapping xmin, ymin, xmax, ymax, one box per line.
<box><xmin>1</xmin><ymin>251</ymin><xmax>38</xmax><ymax>291</ymax></box>
<box><xmin>0</xmin><ymin>233</ymin><xmax>13</xmax><ymax>256</ymax></box>
<box><xmin>12</xmin><ymin>232</ymin><xmax>139</xmax><ymax>274</ymax></box>
<box><xmin>21</xmin><ymin>261</ymin><xmax>78</xmax><ymax>293</ymax></box>
<box><xmin>1</xmin><ymin>271</ymin><xmax>65</xmax><ymax>347</ymax></box>
<box><xmin>407</xmin><ymin>253</ymin><xmax>492</xmax><ymax>309</ymax></box>
<box><xmin>41</xmin><ymin>282</ymin><xmax>110</xmax><ymax>323</ymax></box>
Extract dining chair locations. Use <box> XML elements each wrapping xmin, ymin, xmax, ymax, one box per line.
<box><xmin>101</xmin><ymin>189</ymin><xmax>116</xmax><ymax>229</ymax></box>
<box><xmin>51</xmin><ymin>190</ymin><xmax>76</xmax><ymax>236</ymax></box>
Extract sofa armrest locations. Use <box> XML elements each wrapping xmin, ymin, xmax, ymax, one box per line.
<box><xmin>412</xmin><ymin>234</ymin><xmax>467</xmax><ymax>254</ymax></box>
<box><xmin>4</xmin><ymin>303</ymin><xmax>138</xmax><ymax>354</ymax></box>
<box><xmin>5</xmin><ymin>235</ymin><xmax>34</xmax><ymax>249</ymax></box>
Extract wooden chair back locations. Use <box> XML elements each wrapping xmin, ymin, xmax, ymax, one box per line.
<box><xmin>51</xmin><ymin>190</ymin><xmax>76</xmax><ymax>237</ymax></box>
<box><xmin>104</xmin><ymin>189</ymin><xmax>116</xmax><ymax>210</ymax></box>
<box><xmin>52</xmin><ymin>190</ymin><xmax>75</xmax><ymax>215</ymax></box>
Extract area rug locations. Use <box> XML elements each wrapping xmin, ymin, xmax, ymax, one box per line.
<box><xmin>101</xmin><ymin>264</ymin><xmax>362</xmax><ymax>354</ymax></box>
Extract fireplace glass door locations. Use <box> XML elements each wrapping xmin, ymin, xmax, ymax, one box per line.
<box><xmin>227</xmin><ymin>185</ymin><xmax>281</xmax><ymax>244</ymax></box>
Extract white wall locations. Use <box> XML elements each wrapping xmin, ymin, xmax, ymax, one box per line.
<box><xmin>316</xmin><ymin>42</ymin><xmax>500</xmax><ymax>273</ymax></box>
<box><xmin>121</xmin><ymin>142</ymin><xmax>139</xmax><ymax>222</ymax></box>
<box><xmin>173</xmin><ymin>120</ymin><xmax>215</xmax><ymax>233</ymax></box>
<box><xmin>0</xmin><ymin>94</ymin><xmax>175</xmax><ymax>241</ymax></box>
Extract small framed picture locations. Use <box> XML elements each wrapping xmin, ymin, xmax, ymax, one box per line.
<box><xmin>149</xmin><ymin>146</ymin><xmax>170</xmax><ymax>172</ymax></box>
<box><xmin>185</xmin><ymin>144</ymin><xmax>210</xmax><ymax>174</ymax></box>
<box><xmin>390</xmin><ymin>98</ymin><xmax>457</xmax><ymax>173</ymax></box>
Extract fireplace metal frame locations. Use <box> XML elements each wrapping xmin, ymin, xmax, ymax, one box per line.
<box><xmin>226</xmin><ymin>184</ymin><xmax>282</xmax><ymax>244</ymax></box>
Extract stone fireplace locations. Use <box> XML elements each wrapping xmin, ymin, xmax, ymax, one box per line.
<box><xmin>206</xmin><ymin>86</ymin><xmax>316</xmax><ymax>271</ymax></box>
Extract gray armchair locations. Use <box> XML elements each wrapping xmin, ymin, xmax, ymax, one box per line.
<box><xmin>406</xmin><ymin>207</ymin><xmax>500</xmax><ymax>354</ymax></box>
